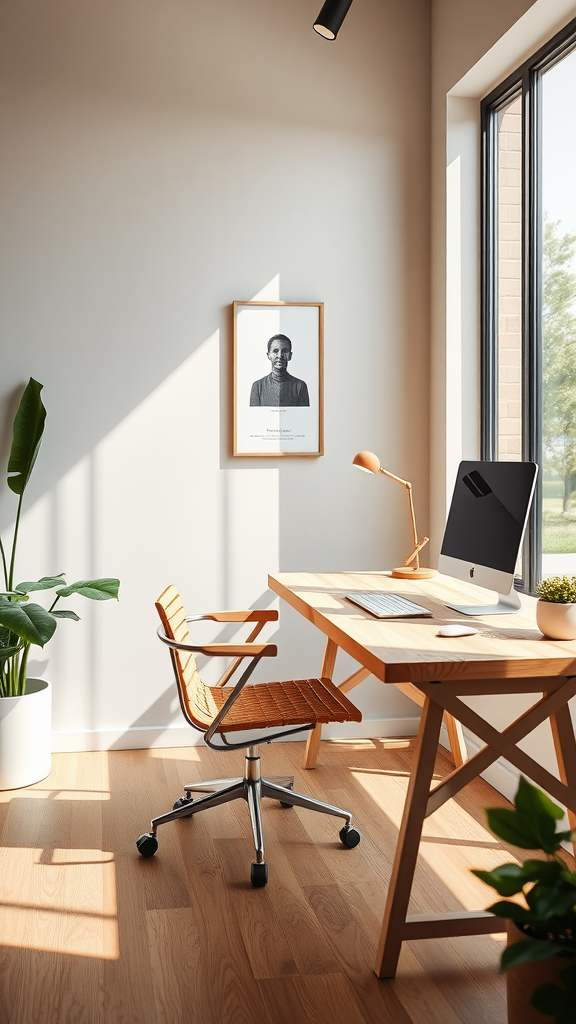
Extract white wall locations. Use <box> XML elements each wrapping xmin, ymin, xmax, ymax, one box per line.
<box><xmin>430</xmin><ymin>0</ymin><xmax>576</xmax><ymax>804</ymax></box>
<box><xmin>0</xmin><ymin>0</ymin><xmax>431</xmax><ymax>748</ymax></box>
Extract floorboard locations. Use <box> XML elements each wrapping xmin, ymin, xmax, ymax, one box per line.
<box><xmin>0</xmin><ymin>738</ymin><xmax>538</xmax><ymax>1023</ymax></box>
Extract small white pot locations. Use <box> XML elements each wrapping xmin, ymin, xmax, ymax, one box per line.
<box><xmin>0</xmin><ymin>678</ymin><xmax>52</xmax><ymax>790</ymax></box>
<box><xmin>536</xmin><ymin>600</ymin><xmax>576</xmax><ymax>640</ymax></box>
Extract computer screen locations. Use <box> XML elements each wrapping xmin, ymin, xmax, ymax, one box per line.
<box><xmin>441</xmin><ymin>461</ymin><xmax>537</xmax><ymax>573</ymax></box>
<box><xmin>438</xmin><ymin>460</ymin><xmax>538</xmax><ymax>615</ymax></box>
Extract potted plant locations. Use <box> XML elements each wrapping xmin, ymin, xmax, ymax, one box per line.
<box><xmin>473</xmin><ymin>776</ymin><xmax>576</xmax><ymax>1023</ymax></box>
<box><xmin>0</xmin><ymin>378</ymin><xmax>119</xmax><ymax>789</ymax></box>
<box><xmin>535</xmin><ymin>576</ymin><xmax>576</xmax><ymax>640</ymax></box>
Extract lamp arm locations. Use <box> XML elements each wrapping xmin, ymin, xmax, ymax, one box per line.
<box><xmin>406</xmin><ymin>485</ymin><xmax>418</xmax><ymax>548</ymax></box>
<box><xmin>404</xmin><ymin>536</ymin><xmax>429</xmax><ymax>566</ymax></box>
<box><xmin>377</xmin><ymin>466</ymin><xmax>426</xmax><ymax>570</ymax></box>
<box><xmin>378</xmin><ymin>467</ymin><xmax>411</xmax><ymax>489</ymax></box>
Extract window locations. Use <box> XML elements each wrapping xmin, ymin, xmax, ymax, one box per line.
<box><xmin>482</xmin><ymin>18</ymin><xmax>576</xmax><ymax>592</ymax></box>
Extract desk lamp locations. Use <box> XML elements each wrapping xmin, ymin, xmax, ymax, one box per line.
<box><xmin>353</xmin><ymin>451</ymin><xmax>435</xmax><ymax>579</ymax></box>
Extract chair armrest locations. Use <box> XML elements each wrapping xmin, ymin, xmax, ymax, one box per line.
<box><xmin>157</xmin><ymin>627</ymin><xmax>276</xmax><ymax>657</ymax></box>
<box><xmin>186</xmin><ymin>610</ymin><xmax>278</xmax><ymax>623</ymax></box>
<box><xmin>193</xmin><ymin>643</ymin><xmax>277</xmax><ymax>657</ymax></box>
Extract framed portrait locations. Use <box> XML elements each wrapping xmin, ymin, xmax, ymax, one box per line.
<box><xmin>233</xmin><ymin>300</ymin><xmax>324</xmax><ymax>458</ymax></box>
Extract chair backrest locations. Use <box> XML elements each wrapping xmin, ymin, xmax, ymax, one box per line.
<box><xmin>155</xmin><ymin>585</ymin><xmax>216</xmax><ymax>731</ymax></box>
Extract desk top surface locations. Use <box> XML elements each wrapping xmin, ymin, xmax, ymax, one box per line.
<box><xmin>268</xmin><ymin>570</ymin><xmax>576</xmax><ymax>683</ymax></box>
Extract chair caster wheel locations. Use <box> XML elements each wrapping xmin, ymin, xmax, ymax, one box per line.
<box><xmin>250</xmin><ymin>862</ymin><xmax>268</xmax><ymax>887</ymax></box>
<box><xmin>136</xmin><ymin>833</ymin><xmax>158</xmax><ymax>858</ymax></box>
<box><xmin>173</xmin><ymin>797</ymin><xmax>194</xmax><ymax>817</ymax></box>
<box><xmin>339</xmin><ymin>824</ymin><xmax>361</xmax><ymax>849</ymax></box>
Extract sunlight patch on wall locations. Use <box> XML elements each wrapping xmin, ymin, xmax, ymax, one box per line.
<box><xmin>8</xmin><ymin>309</ymin><xmax>282</xmax><ymax>739</ymax></box>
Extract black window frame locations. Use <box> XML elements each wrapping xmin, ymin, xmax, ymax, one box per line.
<box><xmin>481</xmin><ymin>16</ymin><xmax>576</xmax><ymax>593</ymax></box>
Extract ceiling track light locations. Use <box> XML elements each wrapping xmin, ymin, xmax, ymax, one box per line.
<box><xmin>313</xmin><ymin>0</ymin><xmax>354</xmax><ymax>40</ymax></box>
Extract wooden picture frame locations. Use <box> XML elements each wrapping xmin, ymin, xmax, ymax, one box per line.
<box><xmin>232</xmin><ymin>300</ymin><xmax>324</xmax><ymax>458</ymax></box>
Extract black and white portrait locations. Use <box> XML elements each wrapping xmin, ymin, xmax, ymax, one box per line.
<box><xmin>250</xmin><ymin>334</ymin><xmax>310</xmax><ymax>407</ymax></box>
<box><xmin>233</xmin><ymin>301</ymin><xmax>323</xmax><ymax>457</ymax></box>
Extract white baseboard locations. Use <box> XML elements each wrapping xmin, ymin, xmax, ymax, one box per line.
<box><xmin>51</xmin><ymin>718</ymin><xmax>521</xmax><ymax>807</ymax></box>
<box><xmin>51</xmin><ymin>715</ymin><xmax>422</xmax><ymax>753</ymax></box>
<box><xmin>51</xmin><ymin>718</ymin><xmax>521</xmax><ymax>804</ymax></box>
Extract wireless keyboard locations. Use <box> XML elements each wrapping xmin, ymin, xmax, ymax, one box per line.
<box><xmin>345</xmin><ymin>592</ymin><xmax>432</xmax><ymax>619</ymax></box>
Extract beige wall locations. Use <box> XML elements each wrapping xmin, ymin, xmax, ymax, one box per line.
<box><xmin>0</xmin><ymin>0</ymin><xmax>431</xmax><ymax>747</ymax></box>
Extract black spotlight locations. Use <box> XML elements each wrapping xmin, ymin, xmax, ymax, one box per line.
<box><xmin>313</xmin><ymin>0</ymin><xmax>354</xmax><ymax>40</ymax></box>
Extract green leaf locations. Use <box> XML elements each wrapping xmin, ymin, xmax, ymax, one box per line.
<box><xmin>15</xmin><ymin>574</ymin><xmax>66</xmax><ymax>594</ymax></box>
<box><xmin>0</xmin><ymin>597</ymin><xmax>56</xmax><ymax>646</ymax></box>
<box><xmin>501</xmin><ymin>937</ymin><xmax>565</xmax><ymax>971</ymax></box>
<box><xmin>522</xmin><ymin>859</ymin><xmax>566</xmax><ymax>885</ymax></box>
<box><xmin>0</xmin><ymin>641</ymin><xmax>24</xmax><ymax>663</ymax></box>
<box><xmin>486</xmin><ymin>900</ymin><xmax>532</xmax><ymax>926</ymax></box>
<box><xmin>6</xmin><ymin>379</ymin><xmax>46</xmax><ymax>496</ymax></box>
<box><xmin>472</xmin><ymin>863</ymin><xmax>528</xmax><ymax>897</ymax></box>
<box><xmin>55</xmin><ymin>578</ymin><xmax>120</xmax><ymax>601</ymax></box>
<box><xmin>516</xmin><ymin>775</ymin><xmax>565</xmax><ymax>821</ymax></box>
<box><xmin>0</xmin><ymin>591</ymin><xmax>29</xmax><ymax>602</ymax></box>
<box><xmin>486</xmin><ymin>807</ymin><xmax>545</xmax><ymax>850</ymax></box>
<box><xmin>526</xmin><ymin>885</ymin><xmax>576</xmax><ymax>919</ymax></box>
<box><xmin>50</xmin><ymin>609</ymin><xmax>80</xmax><ymax>621</ymax></box>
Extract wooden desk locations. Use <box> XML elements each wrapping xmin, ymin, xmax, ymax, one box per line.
<box><xmin>268</xmin><ymin>570</ymin><xmax>576</xmax><ymax>978</ymax></box>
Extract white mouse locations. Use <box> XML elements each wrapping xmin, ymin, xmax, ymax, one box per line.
<box><xmin>437</xmin><ymin>624</ymin><xmax>479</xmax><ymax>638</ymax></box>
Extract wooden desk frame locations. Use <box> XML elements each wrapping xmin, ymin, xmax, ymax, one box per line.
<box><xmin>268</xmin><ymin>572</ymin><xmax>576</xmax><ymax>979</ymax></box>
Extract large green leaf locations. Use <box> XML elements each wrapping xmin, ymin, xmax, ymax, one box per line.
<box><xmin>56</xmin><ymin>578</ymin><xmax>120</xmax><ymax>601</ymax></box>
<box><xmin>15</xmin><ymin>574</ymin><xmax>66</xmax><ymax>594</ymax></box>
<box><xmin>486</xmin><ymin>807</ymin><xmax>545</xmax><ymax>850</ymax></box>
<box><xmin>472</xmin><ymin>863</ymin><xmax>528</xmax><ymax>897</ymax></box>
<box><xmin>0</xmin><ymin>597</ymin><xmax>56</xmax><ymax>646</ymax></box>
<box><xmin>515</xmin><ymin>775</ymin><xmax>565</xmax><ymax>822</ymax></box>
<box><xmin>487</xmin><ymin>899</ymin><xmax>532</xmax><ymax>926</ymax></box>
<box><xmin>6</xmin><ymin>379</ymin><xmax>46</xmax><ymax>496</ymax></box>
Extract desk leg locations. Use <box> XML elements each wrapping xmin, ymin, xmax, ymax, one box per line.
<box><xmin>444</xmin><ymin>713</ymin><xmax>468</xmax><ymax>768</ymax></box>
<box><xmin>302</xmin><ymin>637</ymin><xmax>338</xmax><ymax>770</ymax></box>
<box><xmin>550</xmin><ymin>704</ymin><xmax>576</xmax><ymax>855</ymax></box>
<box><xmin>374</xmin><ymin>696</ymin><xmax>444</xmax><ymax>978</ymax></box>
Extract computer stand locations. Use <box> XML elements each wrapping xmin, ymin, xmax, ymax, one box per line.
<box><xmin>446</xmin><ymin>588</ymin><xmax>522</xmax><ymax>616</ymax></box>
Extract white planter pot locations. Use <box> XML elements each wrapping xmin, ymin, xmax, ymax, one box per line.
<box><xmin>0</xmin><ymin>678</ymin><xmax>52</xmax><ymax>790</ymax></box>
<box><xmin>536</xmin><ymin>600</ymin><xmax>576</xmax><ymax>640</ymax></box>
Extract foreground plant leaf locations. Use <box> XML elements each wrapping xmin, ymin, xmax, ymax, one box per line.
<box><xmin>472</xmin><ymin>863</ymin><xmax>527</xmax><ymax>897</ymax></box>
<box><xmin>486</xmin><ymin>806</ymin><xmax>549</xmax><ymax>850</ymax></box>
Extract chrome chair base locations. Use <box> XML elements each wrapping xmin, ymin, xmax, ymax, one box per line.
<box><xmin>137</xmin><ymin>745</ymin><xmax>360</xmax><ymax>884</ymax></box>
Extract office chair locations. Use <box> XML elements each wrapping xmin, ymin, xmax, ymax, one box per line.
<box><xmin>136</xmin><ymin>585</ymin><xmax>362</xmax><ymax>886</ymax></box>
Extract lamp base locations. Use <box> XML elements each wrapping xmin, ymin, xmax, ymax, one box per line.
<box><xmin>391</xmin><ymin>566</ymin><xmax>436</xmax><ymax>580</ymax></box>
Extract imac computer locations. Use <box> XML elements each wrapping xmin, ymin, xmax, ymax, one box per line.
<box><xmin>438</xmin><ymin>460</ymin><xmax>538</xmax><ymax>615</ymax></box>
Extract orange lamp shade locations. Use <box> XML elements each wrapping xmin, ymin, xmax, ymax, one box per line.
<box><xmin>352</xmin><ymin>451</ymin><xmax>381</xmax><ymax>475</ymax></box>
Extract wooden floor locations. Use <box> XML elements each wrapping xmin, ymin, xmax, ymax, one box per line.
<box><xmin>0</xmin><ymin>738</ymin><xmax>526</xmax><ymax>1024</ymax></box>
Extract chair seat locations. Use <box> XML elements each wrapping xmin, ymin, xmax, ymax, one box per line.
<box><xmin>192</xmin><ymin>676</ymin><xmax>362</xmax><ymax>733</ymax></box>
